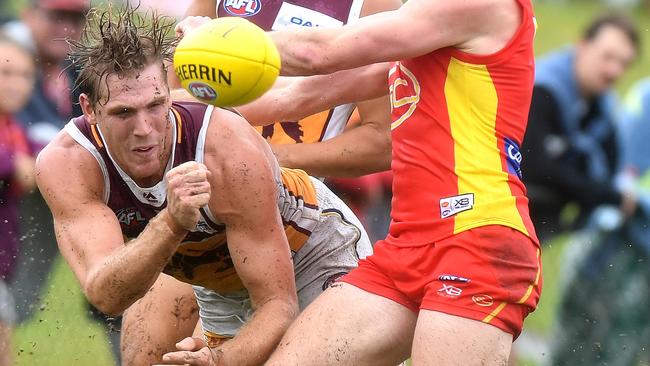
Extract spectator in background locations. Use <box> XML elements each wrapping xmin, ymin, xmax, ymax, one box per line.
<box><xmin>522</xmin><ymin>13</ymin><xmax>639</xmax><ymax>240</ymax></box>
<box><xmin>541</xmin><ymin>79</ymin><xmax>650</xmax><ymax>366</ymax></box>
<box><xmin>2</xmin><ymin>0</ymin><xmax>121</xmax><ymax>364</ymax></box>
<box><xmin>547</xmin><ymin>77</ymin><xmax>650</xmax><ymax>366</ymax></box>
<box><xmin>0</xmin><ymin>35</ymin><xmax>37</xmax><ymax>366</ymax></box>
<box><xmin>596</xmin><ymin>77</ymin><xmax>650</xmax><ymax>366</ymax></box>
<box><xmin>5</xmin><ymin>0</ymin><xmax>86</xmax><ymax>135</ymax></box>
<box><xmin>520</xmin><ymin>13</ymin><xmax>642</xmax><ymax>366</ymax></box>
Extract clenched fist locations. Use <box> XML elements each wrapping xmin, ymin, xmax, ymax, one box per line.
<box><xmin>165</xmin><ymin>161</ymin><xmax>212</xmax><ymax>232</ymax></box>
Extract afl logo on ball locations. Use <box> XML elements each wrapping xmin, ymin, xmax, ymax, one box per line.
<box><xmin>223</xmin><ymin>0</ymin><xmax>261</xmax><ymax>17</ymax></box>
<box><xmin>188</xmin><ymin>82</ymin><xmax>218</xmax><ymax>103</ymax></box>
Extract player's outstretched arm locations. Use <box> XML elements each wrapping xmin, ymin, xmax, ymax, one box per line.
<box><xmin>165</xmin><ymin>109</ymin><xmax>299</xmax><ymax>365</ymax></box>
<box><xmin>272</xmin><ymin>95</ymin><xmax>392</xmax><ymax>177</ymax></box>
<box><xmin>172</xmin><ymin>62</ymin><xmax>390</xmax><ymax>126</ymax></box>
<box><xmin>236</xmin><ymin>62</ymin><xmax>390</xmax><ymax>126</ymax></box>
<box><xmin>270</xmin><ymin>0</ymin><xmax>520</xmax><ymax>75</ymax></box>
<box><xmin>36</xmin><ymin>135</ymin><xmax>207</xmax><ymax>316</ymax></box>
<box><xmin>239</xmin><ymin>0</ymin><xmax>401</xmax><ymax>124</ymax></box>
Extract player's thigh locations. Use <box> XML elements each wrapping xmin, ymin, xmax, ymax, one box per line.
<box><xmin>121</xmin><ymin>273</ymin><xmax>198</xmax><ymax>366</ymax></box>
<box><xmin>412</xmin><ymin>310</ymin><xmax>512</xmax><ymax>366</ymax></box>
<box><xmin>267</xmin><ymin>282</ymin><xmax>417</xmax><ymax>366</ymax></box>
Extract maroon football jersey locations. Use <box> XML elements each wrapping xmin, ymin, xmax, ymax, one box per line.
<box><xmin>65</xmin><ymin>101</ymin><xmax>320</xmax><ymax>292</ymax></box>
<box><xmin>217</xmin><ymin>0</ymin><xmax>364</xmax><ymax>31</ymax></box>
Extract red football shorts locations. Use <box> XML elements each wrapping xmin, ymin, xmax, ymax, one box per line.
<box><xmin>341</xmin><ymin>225</ymin><xmax>542</xmax><ymax>339</ymax></box>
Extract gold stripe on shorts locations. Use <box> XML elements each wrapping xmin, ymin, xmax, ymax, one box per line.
<box><xmin>482</xmin><ymin>301</ymin><xmax>508</xmax><ymax>324</ymax></box>
<box><xmin>204</xmin><ymin>330</ymin><xmax>230</xmax><ymax>349</ymax></box>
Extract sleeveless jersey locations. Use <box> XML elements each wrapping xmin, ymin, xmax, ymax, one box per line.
<box><xmin>217</xmin><ymin>0</ymin><xmax>363</xmax><ymax>145</ymax></box>
<box><xmin>65</xmin><ymin>101</ymin><xmax>320</xmax><ymax>292</ymax></box>
<box><xmin>386</xmin><ymin>0</ymin><xmax>538</xmax><ymax>246</ymax></box>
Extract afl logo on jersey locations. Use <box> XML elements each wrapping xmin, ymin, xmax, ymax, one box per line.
<box><xmin>223</xmin><ymin>0</ymin><xmax>261</xmax><ymax>17</ymax></box>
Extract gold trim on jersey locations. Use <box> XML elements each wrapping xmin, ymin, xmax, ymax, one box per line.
<box><xmin>278</xmin><ymin>167</ymin><xmax>319</xmax><ymax>251</ymax></box>
<box><xmin>280</xmin><ymin>167</ymin><xmax>318</xmax><ymax>208</ymax></box>
<box><xmin>254</xmin><ymin>110</ymin><xmax>333</xmax><ymax>145</ymax></box>
<box><xmin>204</xmin><ymin>330</ymin><xmax>230</xmax><ymax>349</ymax></box>
<box><xmin>171</xmin><ymin>107</ymin><xmax>183</xmax><ymax>143</ymax></box>
<box><xmin>161</xmin><ymin>168</ymin><xmax>320</xmax><ymax>293</ymax></box>
<box><xmin>165</xmin><ymin>234</ymin><xmax>245</xmax><ymax>293</ymax></box>
<box><xmin>90</xmin><ymin>124</ymin><xmax>103</xmax><ymax>148</ymax></box>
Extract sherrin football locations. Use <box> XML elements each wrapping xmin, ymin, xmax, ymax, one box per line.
<box><xmin>173</xmin><ymin>17</ymin><xmax>280</xmax><ymax>107</ymax></box>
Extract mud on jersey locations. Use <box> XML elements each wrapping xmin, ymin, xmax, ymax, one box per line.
<box><xmin>65</xmin><ymin>101</ymin><xmax>320</xmax><ymax>292</ymax></box>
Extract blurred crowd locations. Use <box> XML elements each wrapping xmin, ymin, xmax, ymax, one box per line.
<box><xmin>1</xmin><ymin>1</ymin><xmax>650</xmax><ymax>366</ymax></box>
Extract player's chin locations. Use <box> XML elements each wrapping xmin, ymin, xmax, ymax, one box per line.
<box><xmin>127</xmin><ymin>163</ymin><xmax>162</xmax><ymax>182</ymax></box>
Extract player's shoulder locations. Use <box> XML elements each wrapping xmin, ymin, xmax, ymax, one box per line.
<box><xmin>36</xmin><ymin>127</ymin><xmax>105</xmax><ymax>198</ymax></box>
<box><xmin>37</xmin><ymin>129</ymin><xmax>88</xmax><ymax>168</ymax></box>
<box><xmin>172</xmin><ymin>100</ymin><xmax>211</xmax><ymax>119</ymax></box>
<box><xmin>203</xmin><ymin>106</ymin><xmax>275</xmax><ymax>179</ymax></box>
<box><xmin>206</xmin><ymin>106</ymin><xmax>265</xmax><ymax>153</ymax></box>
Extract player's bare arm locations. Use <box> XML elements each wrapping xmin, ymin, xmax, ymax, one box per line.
<box><xmin>164</xmin><ymin>108</ymin><xmax>299</xmax><ymax>365</ymax></box>
<box><xmin>174</xmin><ymin>0</ymin><xmax>402</xmax><ymax>123</ymax></box>
<box><xmin>171</xmin><ymin>62</ymin><xmax>389</xmax><ymax>126</ymax></box>
<box><xmin>233</xmin><ymin>62</ymin><xmax>390</xmax><ymax>126</ymax></box>
<box><xmin>270</xmin><ymin>0</ymin><xmax>523</xmax><ymax>75</ymax></box>
<box><xmin>35</xmin><ymin>134</ymin><xmax>209</xmax><ymax>316</ymax></box>
<box><xmin>272</xmin><ymin>94</ymin><xmax>392</xmax><ymax>177</ymax></box>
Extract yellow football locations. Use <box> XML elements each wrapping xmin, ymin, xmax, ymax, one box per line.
<box><xmin>173</xmin><ymin>17</ymin><xmax>280</xmax><ymax>107</ymax></box>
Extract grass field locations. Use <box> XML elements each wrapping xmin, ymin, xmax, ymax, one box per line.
<box><xmin>9</xmin><ymin>1</ymin><xmax>650</xmax><ymax>366</ymax></box>
<box><xmin>12</xmin><ymin>258</ymin><xmax>117</xmax><ymax>366</ymax></box>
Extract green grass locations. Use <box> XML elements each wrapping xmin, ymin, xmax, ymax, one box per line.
<box><xmin>13</xmin><ymin>258</ymin><xmax>117</xmax><ymax>366</ymax></box>
<box><xmin>10</xmin><ymin>2</ymin><xmax>650</xmax><ymax>365</ymax></box>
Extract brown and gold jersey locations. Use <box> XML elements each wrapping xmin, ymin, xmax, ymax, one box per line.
<box><xmin>65</xmin><ymin>101</ymin><xmax>319</xmax><ymax>292</ymax></box>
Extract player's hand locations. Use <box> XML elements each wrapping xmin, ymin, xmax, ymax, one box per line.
<box><xmin>160</xmin><ymin>337</ymin><xmax>221</xmax><ymax>366</ymax></box>
<box><xmin>165</xmin><ymin>161</ymin><xmax>211</xmax><ymax>232</ymax></box>
<box><xmin>175</xmin><ymin>16</ymin><xmax>212</xmax><ymax>39</ymax></box>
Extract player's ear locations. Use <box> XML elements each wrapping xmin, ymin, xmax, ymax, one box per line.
<box><xmin>79</xmin><ymin>93</ymin><xmax>98</xmax><ymax>125</ymax></box>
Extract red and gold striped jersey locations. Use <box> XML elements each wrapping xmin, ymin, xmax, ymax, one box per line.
<box><xmin>386</xmin><ymin>0</ymin><xmax>538</xmax><ymax>246</ymax></box>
